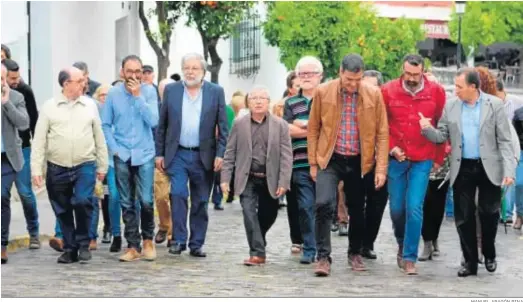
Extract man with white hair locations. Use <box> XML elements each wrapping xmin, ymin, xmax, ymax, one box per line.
<box><xmin>156</xmin><ymin>53</ymin><xmax>228</xmax><ymax>257</ymax></box>
<box><xmin>282</xmin><ymin>56</ymin><xmax>323</xmax><ymax>264</ymax></box>
<box><xmin>221</xmin><ymin>85</ymin><xmax>293</xmax><ymax>266</ymax></box>
<box><xmin>153</xmin><ymin>78</ymin><xmax>174</xmax><ymax>246</ymax></box>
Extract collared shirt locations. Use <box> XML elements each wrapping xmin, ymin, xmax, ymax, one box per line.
<box><xmin>250</xmin><ymin>114</ymin><xmax>269</xmax><ymax>173</ymax></box>
<box><xmin>461</xmin><ymin>93</ymin><xmax>482</xmax><ymax>159</ymax></box>
<box><xmin>334</xmin><ymin>91</ymin><xmax>360</xmax><ymax>156</ymax></box>
<box><xmin>179</xmin><ymin>82</ymin><xmax>203</xmax><ymax>147</ymax></box>
<box><xmin>283</xmin><ymin>91</ymin><xmax>312</xmax><ymax>169</ymax></box>
<box><xmin>101</xmin><ymin>82</ymin><xmax>158</xmax><ymax>166</ymax></box>
<box><xmin>31</xmin><ymin>94</ymin><xmax>108</xmax><ymax>176</ymax></box>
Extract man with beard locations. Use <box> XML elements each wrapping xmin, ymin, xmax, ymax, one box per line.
<box><xmin>3</xmin><ymin>59</ymin><xmax>40</xmax><ymax>249</ymax></box>
<box><xmin>156</xmin><ymin>53</ymin><xmax>228</xmax><ymax>258</ymax></box>
<box><xmin>308</xmin><ymin>54</ymin><xmax>389</xmax><ymax>276</ymax></box>
<box><xmin>381</xmin><ymin>54</ymin><xmax>446</xmax><ymax>275</ymax></box>
<box><xmin>101</xmin><ymin>55</ymin><xmax>159</xmax><ymax>262</ymax></box>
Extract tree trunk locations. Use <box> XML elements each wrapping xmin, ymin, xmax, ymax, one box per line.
<box><xmin>199</xmin><ymin>29</ymin><xmax>222</xmax><ymax>84</ymax></box>
<box><xmin>157</xmin><ymin>55</ymin><xmax>169</xmax><ymax>85</ymax></box>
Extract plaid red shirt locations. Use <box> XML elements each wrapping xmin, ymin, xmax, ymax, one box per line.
<box><xmin>334</xmin><ymin>91</ymin><xmax>360</xmax><ymax>156</ymax></box>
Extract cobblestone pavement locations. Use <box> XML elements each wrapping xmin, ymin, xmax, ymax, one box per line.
<box><xmin>2</xmin><ymin>202</ymin><xmax>523</xmax><ymax>297</ymax></box>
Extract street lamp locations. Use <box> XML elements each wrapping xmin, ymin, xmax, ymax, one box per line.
<box><xmin>455</xmin><ymin>1</ymin><xmax>466</xmax><ymax>69</ymax></box>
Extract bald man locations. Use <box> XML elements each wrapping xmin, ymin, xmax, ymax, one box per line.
<box><xmin>153</xmin><ymin>78</ymin><xmax>174</xmax><ymax>245</ymax></box>
<box><xmin>31</xmin><ymin>67</ymin><xmax>108</xmax><ymax>264</ymax></box>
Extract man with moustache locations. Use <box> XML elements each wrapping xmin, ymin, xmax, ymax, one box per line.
<box><xmin>381</xmin><ymin>54</ymin><xmax>446</xmax><ymax>275</ymax></box>
<box><xmin>101</xmin><ymin>55</ymin><xmax>159</xmax><ymax>262</ymax></box>
<box><xmin>156</xmin><ymin>53</ymin><xmax>228</xmax><ymax>257</ymax></box>
<box><xmin>308</xmin><ymin>54</ymin><xmax>389</xmax><ymax>276</ymax></box>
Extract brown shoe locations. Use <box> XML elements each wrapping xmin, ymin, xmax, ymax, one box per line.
<box><xmin>396</xmin><ymin>245</ymin><xmax>403</xmax><ymax>269</ymax></box>
<box><xmin>49</xmin><ymin>237</ymin><xmax>64</xmax><ymax>252</ymax></box>
<box><xmin>350</xmin><ymin>254</ymin><xmax>367</xmax><ymax>271</ymax></box>
<box><xmin>89</xmin><ymin>240</ymin><xmax>98</xmax><ymax>251</ymax></box>
<box><xmin>1</xmin><ymin>246</ymin><xmax>7</xmax><ymax>264</ymax></box>
<box><xmin>403</xmin><ymin>261</ymin><xmax>418</xmax><ymax>275</ymax></box>
<box><xmin>314</xmin><ymin>258</ymin><xmax>331</xmax><ymax>277</ymax></box>
<box><xmin>155</xmin><ymin>230</ymin><xmax>168</xmax><ymax>244</ymax></box>
<box><xmin>119</xmin><ymin>248</ymin><xmax>141</xmax><ymax>262</ymax></box>
<box><xmin>142</xmin><ymin>240</ymin><xmax>157</xmax><ymax>261</ymax></box>
<box><xmin>514</xmin><ymin>216</ymin><xmax>523</xmax><ymax>230</ymax></box>
<box><xmin>243</xmin><ymin>256</ymin><xmax>266</xmax><ymax>266</ymax></box>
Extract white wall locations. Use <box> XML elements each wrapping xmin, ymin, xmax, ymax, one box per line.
<box><xmin>1</xmin><ymin>1</ymin><xmax>29</xmax><ymax>81</ymax></box>
<box><xmin>139</xmin><ymin>1</ymin><xmax>289</xmax><ymax>103</ymax></box>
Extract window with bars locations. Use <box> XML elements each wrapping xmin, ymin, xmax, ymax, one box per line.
<box><xmin>229</xmin><ymin>16</ymin><xmax>261</xmax><ymax>78</ymax></box>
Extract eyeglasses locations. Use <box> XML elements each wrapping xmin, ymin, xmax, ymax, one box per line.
<box><xmin>183</xmin><ymin>67</ymin><xmax>203</xmax><ymax>73</ymax></box>
<box><xmin>248</xmin><ymin>97</ymin><xmax>269</xmax><ymax>102</ymax></box>
<box><xmin>124</xmin><ymin>69</ymin><xmax>143</xmax><ymax>75</ymax></box>
<box><xmin>298</xmin><ymin>71</ymin><xmax>320</xmax><ymax>78</ymax></box>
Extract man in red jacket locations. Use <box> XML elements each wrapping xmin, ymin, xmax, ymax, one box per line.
<box><xmin>381</xmin><ymin>54</ymin><xmax>446</xmax><ymax>275</ymax></box>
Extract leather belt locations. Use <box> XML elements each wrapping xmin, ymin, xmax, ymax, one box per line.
<box><xmin>250</xmin><ymin>172</ymin><xmax>266</xmax><ymax>178</ymax></box>
<box><xmin>179</xmin><ymin>145</ymin><xmax>200</xmax><ymax>151</ymax></box>
<box><xmin>462</xmin><ymin>158</ymin><xmax>481</xmax><ymax>164</ymax></box>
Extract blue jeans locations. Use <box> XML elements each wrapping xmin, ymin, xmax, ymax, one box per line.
<box><xmin>46</xmin><ymin>161</ymin><xmax>96</xmax><ymax>252</ymax></box>
<box><xmin>445</xmin><ymin>188</ymin><xmax>454</xmax><ymax>218</ymax></box>
<box><xmin>1</xmin><ymin>155</ymin><xmax>17</xmax><ymax>247</ymax></box>
<box><xmin>167</xmin><ymin>149</ymin><xmax>213</xmax><ymax>250</ymax></box>
<box><xmin>291</xmin><ymin>169</ymin><xmax>316</xmax><ymax>259</ymax></box>
<box><xmin>388</xmin><ymin>159</ymin><xmax>432</xmax><ymax>262</ymax></box>
<box><xmin>90</xmin><ymin>197</ymin><xmax>100</xmax><ymax>240</ymax></box>
<box><xmin>514</xmin><ymin>151</ymin><xmax>523</xmax><ymax>217</ymax></box>
<box><xmin>56</xmin><ymin>167</ymin><xmax>128</xmax><ymax>239</ymax></box>
<box><xmin>14</xmin><ymin>147</ymin><xmax>39</xmax><ymax>237</ymax></box>
<box><xmin>114</xmin><ymin>157</ymin><xmax>154</xmax><ymax>249</ymax></box>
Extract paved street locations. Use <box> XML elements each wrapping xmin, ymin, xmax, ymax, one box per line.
<box><xmin>2</xmin><ymin>201</ymin><xmax>523</xmax><ymax>298</ymax></box>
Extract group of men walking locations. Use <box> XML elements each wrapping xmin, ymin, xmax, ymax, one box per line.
<box><xmin>1</xmin><ymin>44</ymin><xmax>517</xmax><ymax>279</ymax></box>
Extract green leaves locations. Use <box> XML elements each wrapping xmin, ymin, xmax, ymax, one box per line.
<box><xmin>448</xmin><ymin>2</ymin><xmax>523</xmax><ymax>55</ymax></box>
<box><xmin>263</xmin><ymin>2</ymin><xmax>424</xmax><ymax>80</ymax></box>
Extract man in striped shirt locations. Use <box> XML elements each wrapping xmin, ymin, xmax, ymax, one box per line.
<box><xmin>283</xmin><ymin>56</ymin><xmax>323</xmax><ymax>264</ymax></box>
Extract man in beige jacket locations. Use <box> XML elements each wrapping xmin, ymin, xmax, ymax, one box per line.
<box><xmin>31</xmin><ymin>67</ymin><xmax>108</xmax><ymax>264</ymax></box>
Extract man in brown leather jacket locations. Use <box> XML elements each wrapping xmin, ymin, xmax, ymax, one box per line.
<box><xmin>308</xmin><ymin>54</ymin><xmax>389</xmax><ymax>276</ymax></box>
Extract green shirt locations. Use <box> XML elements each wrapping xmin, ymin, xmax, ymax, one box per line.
<box><xmin>226</xmin><ymin>105</ymin><xmax>235</xmax><ymax>129</ymax></box>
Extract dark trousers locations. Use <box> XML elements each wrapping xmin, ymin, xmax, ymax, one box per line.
<box><xmin>114</xmin><ymin>157</ymin><xmax>155</xmax><ymax>249</ymax></box>
<box><xmin>453</xmin><ymin>159</ymin><xmax>501</xmax><ymax>272</ymax></box>
<box><xmin>315</xmin><ymin>154</ymin><xmax>365</xmax><ymax>260</ymax></box>
<box><xmin>46</xmin><ymin>161</ymin><xmax>96</xmax><ymax>252</ymax></box>
<box><xmin>168</xmin><ymin>149</ymin><xmax>213</xmax><ymax>250</ymax></box>
<box><xmin>240</xmin><ymin>176</ymin><xmax>280</xmax><ymax>257</ymax></box>
<box><xmin>101</xmin><ymin>195</ymin><xmax>111</xmax><ymax>233</ymax></box>
<box><xmin>363</xmin><ymin>169</ymin><xmax>388</xmax><ymax>250</ymax></box>
<box><xmin>286</xmin><ymin>182</ymin><xmax>302</xmax><ymax>245</ymax></box>
<box><xmin>422</xmin><ymin>179</ymin><xmax>449</xmax><ymax>242</ymax></box>
<box><xmin>1</xmin><ymin>154</ymin><xmax>17</xmax><ymax>247</ymax></box>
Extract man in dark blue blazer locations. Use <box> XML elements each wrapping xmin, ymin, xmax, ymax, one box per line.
<box><xmin>155</xmin><ymin>53</ymin><xmax>228</xmax><ymax>257</ymax></box>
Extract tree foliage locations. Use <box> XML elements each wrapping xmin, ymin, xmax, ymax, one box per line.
<box><xmin>263</xmin><ymin>2</ymin><xmax>425</xmax><ymax>80</ymax></box>
<box><xmin>185</xmin><ymin>1</ymin><xmax>254</xmax><ymax>83</ymax></box>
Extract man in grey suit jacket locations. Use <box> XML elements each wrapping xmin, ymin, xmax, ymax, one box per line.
<box><xmin>1</xmin><ymin>63</ymin><xmax>30</xmax><ymax>264</ymax></box>
<box><xmin>221</xmin><ymin>85</ymin><xmax>293</xmax><ymax>266</ymax></box>
<box><xmin>420</xmin><ymin>68</ymin><xmax>515</xmax><ymax>277</ymax></box>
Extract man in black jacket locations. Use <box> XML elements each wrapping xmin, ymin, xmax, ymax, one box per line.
<box><xmin>3</xmin><ymin>59</ymin><xmax>40</xmax><ymax>249</ymax></box>
<box><xmin>72</xmin><ymin>61</ymin><xmax>101</xmax><ymax>97</ymax></box>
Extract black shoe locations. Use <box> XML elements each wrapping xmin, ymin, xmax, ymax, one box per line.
<box><xmin>167</xmin><ymin>240</ymin><xmax>172</xmax><ymax>248</ymax></box>
<box><xmin>485</xmin><ymin>259</ymin><xmax>497</xmax><ymax>272</ymax></box>
<box><xmin>214</xmin><ymin>204</ymin><xmax>224</xmax><ymax>211</ymax></box>
<box><xmin>362</xmin><ymin>248</ymin><xmax>377</xmax><ymax>260</ymax></box>
<box><xmin>110</xmin><ymin>236</ymin><xmax>122</xmax><ymax>253</ymax></box>
<box><xmin>78</xmin><ymin>249</ymin><xmax>92</xmax><ymax>263</ymax></box>
<box><xmin>458</xmin><ymin>266</ymin><xmax>477</xmax><ymax>277</ymax></box>
<box><xmin>169</xmin><ymin>243</ymin><xmax>186</xmax><ymax>255</ymax></box>
<box><xmin>155</xmin><ymin>230</ymin><xmax>168</xmax><ymax>244</ymax></box>
<box><xmin>190</xmin><ymin>248</ymin><xmax>207</xmax><ymax>258</ymax></box>
<box><xmin>101</xmin><ymin>232</ymin><xmax>112</xmax><ymax>244</ymax></box>
<box><xmin>331</xmin><ymin>222</ymin><xmax>339</xmax><ymax>232</ymax></box>
<box><xmin>57</xmin><ymin>251</ymin><xmax>78</xmax><ymax>264</ymax></box>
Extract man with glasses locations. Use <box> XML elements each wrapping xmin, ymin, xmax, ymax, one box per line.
<box><xmin>101</xmin><ymin>55</ymin><xmax>159</xmax><ymax>262</ymax></box>
<box><xmin>156</xmin><ymin>53</ymin><xmax>228</xmax><ymax>258</ymax></box>
<box><xmin>308</xmin><ymin>54</ymin><xmax>389</xmax><ymax>276</ymax></box>
<box><xmin>381</xmin><ymin>54</ymin><xmax>446</xmax><ymax>275</ymax></box>
<box><xmin>283</xmin><ymin>56</ymin><xmax>323</xmax><ymax>264</ymax></box>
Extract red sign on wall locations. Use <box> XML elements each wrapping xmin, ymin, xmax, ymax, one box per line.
<box><xmin>422</xmin><ymin>21</ymin><xmax>450</xmax><ymax>39</ymax></box>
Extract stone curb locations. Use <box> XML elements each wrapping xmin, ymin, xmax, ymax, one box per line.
<box><xmin>7</xmin><ymin>234</ymin><xmax>53</xmax><ymax>253</ymax></box>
